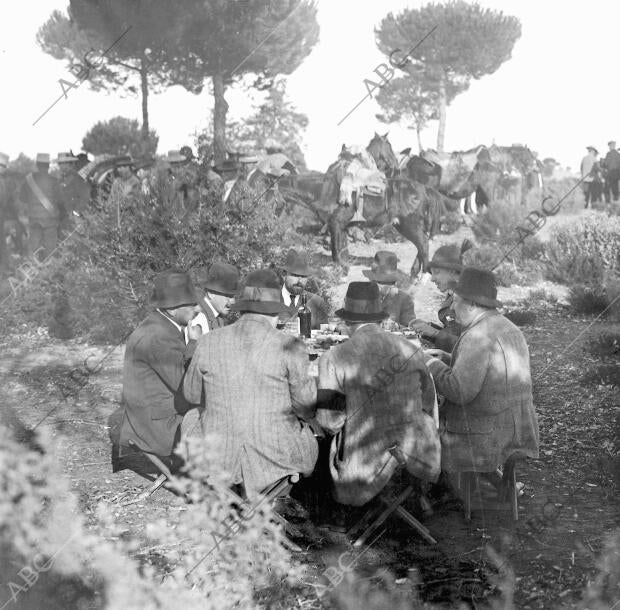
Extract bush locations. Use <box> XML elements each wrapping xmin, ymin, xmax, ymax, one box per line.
<box><xmin>543</xmin><ymin>213</ymin><xmax>620</xmax><ymax>285</ymax></box>
<box><xmin>0</xmin><ymin>173</ymin><xmax>297</xmax><ymax>343</ymax></box>
<box><xmin>568</xmin><ymin>284</ymin><xmax>610</xmax><ymax>315</ymax></box>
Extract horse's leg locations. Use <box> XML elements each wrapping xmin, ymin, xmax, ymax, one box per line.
<box><xmin>328</xmin><ymin>205</ymin><xmax>355</xmax><ymax>266</ymax></box>
<box><xmin>394</xmin><ymin>213</ymin><xmax>429</xmax><ymax>279</ymax></box>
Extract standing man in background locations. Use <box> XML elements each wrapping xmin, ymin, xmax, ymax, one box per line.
<box><xmin>603</xmin><ymin>140</ymin><xmax>620</xmax><ymax>204</ymax></box>
<box><xmin>56</xmin><ymin>152</ymin><xmax>90</xmax><ymax>234</ymax></box>
<box><xmin>18</xmin><ymin>153</ymin><xmax>63</xmax><ymax>261</ymax></box>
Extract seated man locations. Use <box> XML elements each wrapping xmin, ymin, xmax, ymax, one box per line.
<box><xmin>118</xmin><ymin>270</ymin><xmax>202</xmax><ymax>467</ymax></box>
<box><xmin>183</xmin><ymin>269</ymin><xmax>319</xmax><ymax>497</ymax></box>
<box><xmin>423</xmin><ymin>267</ymin><xmax>539</xmax><ymax>483</ymax></box>
<box><xmin>363</xmin><ymin>251</ymin><xmax>415</xmax><ymax>328</ymax></box>
<box><xmin>410</xmin><ymin>240</ymin><xmax>472</xmax><ymax>351</ymax></box>
<box><xmin>279</xmin><ymin>248</ymin><xmax>329</xmax><ymax>330</ymax></box>
<box><xmin>193</xmin><ymin>261</ymin><xmax>239</xmax><ymax>332</ymax></box>
<box><xmin>316</xmin><ymin>281</ymin><xmax>440</xmax><ymax>507</ymax></box>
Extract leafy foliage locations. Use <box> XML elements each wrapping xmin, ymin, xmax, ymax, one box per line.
<box><xmin>7</xmin><ymin>153</ymin><xmax>36</xmax><ymax>175</ymax></box>
<box><xmin>375</xmin><ymin>1</ymin><xmax>521</xmax><ymax>150</ymax></box>
<box><xmin>82</xmin><ymin>116</ymin><xmax>159</xmax><ymax>159</ymax></box>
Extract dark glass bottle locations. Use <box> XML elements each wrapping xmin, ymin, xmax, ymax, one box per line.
<box><xmin>298</xmin><ymin>293</ymin><xmax>312</xmax><ymax>338</ymax></box>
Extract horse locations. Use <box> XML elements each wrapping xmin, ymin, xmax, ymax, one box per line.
<box><xmin>324</xmin><ymin>133</ymin><xmax>458</xmax><ymax>276</ymax></box>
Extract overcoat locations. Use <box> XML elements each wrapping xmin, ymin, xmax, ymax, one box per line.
<box><xmin>382</xmin><ymin>288</ymin><xmax>416</xmax><ymax>328</ymax></box>
<box><xmin>317</xmin><ymin>324</ymin><xmax>440</xmax><ymax>506</ymax></box>
<box><xmin>119</xmin><ymin>311</ymin><xmax>197</xmax><ymax>457</ymax></box>
<box><xmin>183</xmin><ymin>313</ymin><xmax>318</xmax><ymax>496</ymax></box>
<box><xmin>426</xmin><ymin>310</ymin><xmax>539</xmax><ymax>472</ymax></box>
<box><xmin>18</xmin><ymin>171</ymin><xmax>63</xmax><ymax>227</ymax></box>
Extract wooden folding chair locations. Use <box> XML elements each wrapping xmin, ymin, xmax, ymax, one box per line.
<box><xmin>348</xmin><ymin>446</ymin><xmax>437</xmax><ymax>548</ymax></box>
<box><xmin>460</xmin><ymin>453</ymin><xmax>525</xmax><ymax>522</ymax></box>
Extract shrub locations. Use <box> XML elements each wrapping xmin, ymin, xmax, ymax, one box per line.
<box><xmin>586</xmin><ymin>332</ymin><xmax>620</xmax><ymax>358</ymax></box>
<box><xmin>543</xmin><ymin>213</ymin><xmax>620</xmax><ymax>285</ymax></box>
<box><xmin>568</xmin><ymin>284</ymin><xmax>610</xmax><ymax>315</ymax></box>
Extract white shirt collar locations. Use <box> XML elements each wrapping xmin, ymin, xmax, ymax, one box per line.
<box><xmin>203</xmin><ymin>294</ymin><xmax>220</xmax><ymax>318</ymax></box>
<box><xmin>282</xmin><ymin>285</ymin><xmax>296</xmax><ymax>307</ymax></box>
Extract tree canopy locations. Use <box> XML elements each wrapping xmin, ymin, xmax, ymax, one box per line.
<box><xmin>173</xmin><ymin>0</ymin><xmax>319</xmax><ymax>163</ymax></box>
<box><xmin>82</xmin><ymin>116</ymin><xmax>158</xmax><ymax>159</ymax></box>
<box><xmin>376</xmin><ymin>1</ymin><xmax>521</xmax><ymax>151</ymax></box>
<box><xmin>37</xmin><ymin>1</ymin><xmax>202</xmax><ymax>140</ymax></box>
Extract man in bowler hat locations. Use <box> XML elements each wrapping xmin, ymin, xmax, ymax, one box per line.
<box><xmin>362</xmin><ymin>250</ymin><xmax>415</xmax><ymax>328</ymax></box>
<box><xmin>279</xmin><ymin>248</ymin><xmax>329</xmax><ymax>330</ymax></box>
<box><xmin>424</xmin><ymin>267</ymin><xmax>539</xmax><ymax>493</ymax></box>
<box><xmin>316</xmin><ymin>281</ymin><xmax>440</xmax><ymax>508</ymax></box>
<box><xmin>184</xmin><ymin>269</ymin><xmax>318</xmax><ymax>498</ymax></box>
<box><xmin>118</xmin><ymin>270</ymin><xmax>202</xmax><ymax>465</ymax></box>
<box><xmin>192</xmin><ymin>261</ymin><xmax>240</xmax><ymax>333</ymax></box>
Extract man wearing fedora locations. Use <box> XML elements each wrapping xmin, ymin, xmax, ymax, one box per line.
<box><xmin>410</xmin><ymin>240</ymin><xmax>473</xmax><ymax>352</ymax></box>
<box><xmin>18</xmin><ymin>153</ymin><xmax>63</xmax><ymax>260</ymax></box>
<box><xmin>362</xmin><ymin>250</ymin><xmax>415</xmax><ymax>328</ymax></box>
<box><xmin>603</xmin><ymin>140</ymin><xmax>620</xmax><ymax>203</ymax></box>
<box><xmin>119</xmin><ymin>270</ymin><xmax>202</xmax><ymax>465</ymax></box>
<box><xmin>279</xmin><ymin>248</ymin><xmax>329</xmax><ymax>331</ymax></box>
<box><xmin>423</xmin><ymin>267</ymin><xmax>539</xmax><ymax>487</ymax></box>
<box><xmin>192</xmin><ymin>261</ymin><xmax>239</xmax><ymax>332</ymax></box>
<box><xmin>56</xmin><ymin>152</ymin><xmax>90</xmax><ymax>233</ymax></box>
<box><xmin>315</xmin><ymin>281</ymin><xmax>440</xmax><ymax>507</ymax></box>
<box><xmin>183</xmin><ymin>269</ymin><xmax>318</xmax><ymax>497</ymax></box>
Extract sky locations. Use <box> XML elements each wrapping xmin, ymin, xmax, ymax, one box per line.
<box><xmin>1</xmin><ymin>0</ymin><xmax>618</xmax><ymax>172</ymax></box>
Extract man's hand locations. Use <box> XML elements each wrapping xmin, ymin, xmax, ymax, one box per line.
<box><xmin>424</xmin><ymin>348</ymin><xmax>450</xmax><ymax>364</ymax></box>
<box><xmin>409</xmin><ymin>320</ymin><xmax>439</xmax><ymax>338</ymax></box>
<box><xmin>187</xmin><ymin>320</ymin><xmax>204</xmax><ymax>341</ymax></box>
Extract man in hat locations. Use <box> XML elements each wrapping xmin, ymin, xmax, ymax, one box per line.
<box><xmin>603</xmin><ymin>140</ymin><xmax>620</xmax><ymax>203</ymax></box>
<box><xmin>580</xmin><ymin>146</ymin><xmax>599</xmax><ymax>208</ymax></box>
<box><xmin>18</xmin><ymin>153</ymin><xmax>63</xmax><ymax>260</ymax></box>
<box><xmin>164</xmin><ymin>149</ymin><xmax>200</xmax><ymax>213</ymax></box>
<box><xmin>55</xmin><ymin>152</ymin><xmax>90</xmax><ymax>232</ymax></box>
<box><xmin>410</xmin><ymin>240</ymin><xmax>473</xmax><ymax>351</ymax></box>
<box><xmin>315</xmin><ymin>281</ymin><xmax>440</xmax><ymax>507</ymax></box>
<box><xmin>279</xmin><ymin>248</ymin><xmax>329</xmax><ymax>331</ymax></box>
<box><xmin>191</xmin><ymin>261</ymin><xmax>239</xmax><ymax>333</ymax></box>
<box><xmin>118</xmin><ymin>270</ymin><xmax>202</xmax><ymax>464</ymax></box>
<box><xmin>183</xmin><ymin>268</ymin><xmax>318</xmax><ymax>497</ymax></box>
<box><xmin>109</xmin><ymin>157</ymin><xmax>140</xmax><ymax>207</ymax></box>
<box><xmin>362</xmin><ymin>250</ymin><xmax>415</xmax><ymax>328</ymax></box>
<box><xmin>423</xmin><ymin>267</ymin><xmax>539</xmax><ymax>491</ymax></box>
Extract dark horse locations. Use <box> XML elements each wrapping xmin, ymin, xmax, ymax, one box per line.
<box><xmin>324</xmin><ymin>133</ymin><xmax>458</xmax><ymax>276</ymax></box>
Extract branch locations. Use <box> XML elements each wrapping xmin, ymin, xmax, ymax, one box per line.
<box><xmin>106</xmin><ymin>58</ymin><xmax>140</xmax><ymax>72</ymax></box>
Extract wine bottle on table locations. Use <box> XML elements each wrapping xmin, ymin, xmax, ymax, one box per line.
<box><xmin>298</xmin><ymin>293</ymin><xmax>312</xmax><ymax>338</ymax></box>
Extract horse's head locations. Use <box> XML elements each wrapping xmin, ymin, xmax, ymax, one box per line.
<box><xmin>367</xmin><ymin>132</ymin><xmax>399</xmax><ymax>176</ymax></box>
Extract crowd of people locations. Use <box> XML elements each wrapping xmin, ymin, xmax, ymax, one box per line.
<box><xmin>115</xmin><ymin>245</ymin><xmax>540</xmax><ymax>526</ymax></box>
<box><xmin>580</xmin><ymin>140</ymin><xmax>620</xmax><ymax>207</ymax></box>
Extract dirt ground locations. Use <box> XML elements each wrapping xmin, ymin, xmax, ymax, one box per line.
<box><xmin>1</xmin><ymin>216</ymin><xmax>618</xmax><ymax>609</ymax></box>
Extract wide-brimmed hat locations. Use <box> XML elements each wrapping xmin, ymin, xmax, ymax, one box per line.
<box><xmin>36</xmin><ymin>153</ymin><xmax>50</xmax><ymax>164</ymax></box>
<box><xmin>166</xmin><ymin>150</ymin><xmax>186</xmax><ymax>163</ymax></box>
<box><xmin>150</xmin><ymin>270</ymin><xmax>198</xmax><ymax>309</ymax></box>
<box><xmin>335</xmin><ymin>281</ymin><xmax>389</xmax><ymax>322</ymax></box>
<box><xmin>362</xmin><ymin>250</ymin><xmax>399</xmax><ymax>282</ymax></box>
<box><xmin>284</xmin><ymin>249</ymin><xmax>316</xmax><ymax>277</ymax></box>
<box><xmin>230</xmin><ymin>269</ymin><xmax>294</xmax><ymax>315</ymax></box>
<box><xmin>0</xmin><ymin>152</ymin><xmax>8</xmax><ymax>167</ymax></box>
<box><xmin>55</xmin><ymin>152</ymin><xmax>78</xmax><ymax>164</ymax></box>
<box><xmin>586</xmin><ymin>146</ymin><xmax>598</xmax><ymax>155</ymax></box>
<box><xmin>196</xmin><ymin>262</ymin><xmax>239</xmax><ymax>297</ymax></box>
<box><xmin>453</xmin><ymin>266</ymin><xmax>502</xmax><ymax>308</ymax></box>
<box><xmin>213</xmin><ymin>159</ymin><xmax>240</xmax><ymax>174</ymax></box>
<box><xmin>115</xmin><ymin>155</ymin><xmax>134</xmax><ymax>168</ymax></box>
<box><xmin>430</xmin><ymin>245</ymin><xmax>463</xmax><ymax>272</ymax></box>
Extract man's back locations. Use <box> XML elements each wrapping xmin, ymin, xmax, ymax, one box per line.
<box><xmin>184</xmin><ymin>313</ymin><xmax>318</xmax><ymax>495</ymax></box>
<box><xmin>19</xmin><ymin>171</ymin><xmax>62</xmax><ymax>223</ymax></box>
<box><xmin>317</xmin><ymin>324</ymin><xmax>440</xmax><ymax>505</ymax></box>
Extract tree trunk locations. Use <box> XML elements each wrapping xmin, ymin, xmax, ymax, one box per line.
<box><xmin>415</xmin><ymin>123</ymin><xmax>423</xmax><ymax>153</ymax></box>
<box><xmin>140</xmin><ymin>58</ymin><xmax>149</xmax><ymax>143</ymax></box>
<box><xmin>213</xmin><ymin>73</ymin><xmax>229</xmax><ymax>165</ymax></box>
<box><xmin>436</xmin><ymin>73</ymin><xmax>447</xmax><ymax>153</ymax></box>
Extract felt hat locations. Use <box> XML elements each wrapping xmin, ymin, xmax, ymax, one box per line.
<box><xmin>453</xmin><ymin>266</ymin><xmax>502</xmax><ymax>309</ymax></box>
<box><xmin>283</xmin><ymin>249</ymin><xmax>316</xmax><ymax>277</ymax></box>
<box><xmin>430</xmin><ymin>244</ymin><xmax>463</xmax><ymax>272</ymax></box>
<box><xmin>196</xmin><ymin>262</ymin><xmax>239</xmax><ymax>297</ymax></box>
<box><xmin>0</xmin><ymin>152</ymin><xmax>8</xmax><ymax>167</ymax></box>
<box><xmin>230</xmin><ymin>269</ymin><xmax>295</xmax><ymax>315</ymax></box>
<box><xmin>150</xmin><ymin>270</ymin><xmax>198</xmax><ymax>309</ymax></box>
<box><xmin>115</xmin><ymin>155</ymin><xmax>134</xmax><ymax>168</ymax></box>
<box><xmin>36</xmin><ymin>153</ymin><xmax>50</xmax><ymax>164</ymax></box>
<box><xmin>213</xmin><ymin>159</ymin><xmax>240</xmax><ymax>174</ymax></box>
<box><xmin>179</xmin><ymin>146</ymin><xmax>194</xmax><ymax>160</ymax></box>
<box><xmin>586</xmin><ymin>146</ymin><xmax>598</xmax><ymax>155</ymax></box>
<box><xmin>166</xmin><ymin>150</ymin><xmax>186</xmax><ymax>163</ymax></box>
<box><xmin>55</xmin><ymin>152</ymin><xmax>78</xmax><ymax>163</ymax></box>
<box><xmin>362</xmin><ymin>250</ymin><xmax>399</xmax><ymax>283</ymax></box>
<box><xmin>335</xmin><ymin>281</ymin><xmax>389</xmax><ymax>322</ymax></box>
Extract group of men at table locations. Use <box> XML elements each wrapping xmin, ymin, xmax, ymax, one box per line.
<box><xmin>116</xmin><ymin>245</ymin><xmax>540</xmax><ymax>515</ymax></box>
